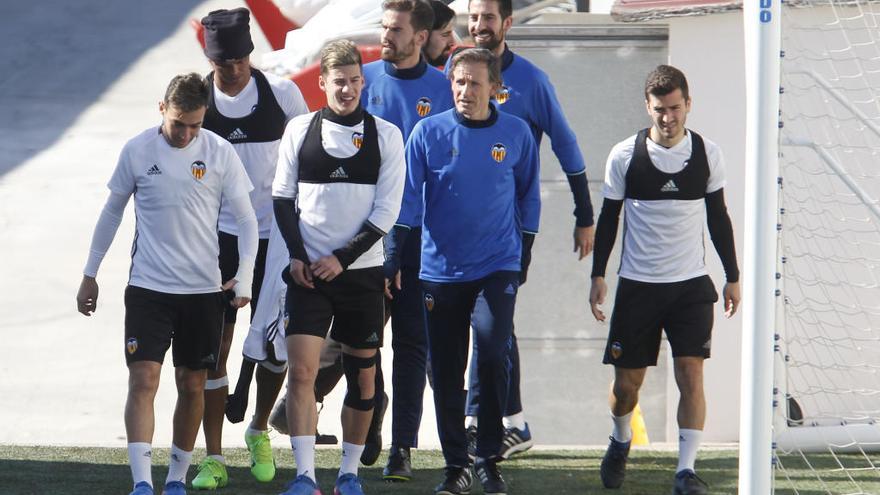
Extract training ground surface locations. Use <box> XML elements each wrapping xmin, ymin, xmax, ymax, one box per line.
<box><xmin>2</xmin><ymin>445</ymin><xmax>877</xmax><ymax>494</ymax></box>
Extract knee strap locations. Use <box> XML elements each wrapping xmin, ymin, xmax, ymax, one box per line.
<box><xmin>342</xmin><ymin>353</ymin><xmax>376</xmax><ymax>411</ymax></box>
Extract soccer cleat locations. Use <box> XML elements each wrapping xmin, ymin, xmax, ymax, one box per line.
<box><xmin>191</xmin><ymin>457</ymin><xmax>228</xmax><ymax>490</ymax></box>
<box><xmin>474</xmin><ymin>457</ymin><xmax>507</xmax><ymax>495</ymax></box>
<box><xmin>382</xmin><ymin>445</ymin><xmax>412</xmax><ymax>482</ymax></box>
<box><xmin>360</xmin><ymin>392</ymin><xmax>388</xmax><ymax>466</ymax></box>
<box><xmin>498</xmin><ymin>422</ymin><xmax>534</xmax><ymax>459</ymax></box>
<box><xmin>433</xmin><ymin>465</ymin><xmax>473</xmax><ymax>495</ymax></box>
<box><xmin>333</xmin><ymin>473</ymin><xmax>365</xmax><ymax>495</ymax></box>
<box><xmin>163</xmin><ymin>480</ymin><xmax>187</xmax><ymax>495</ymax></box>
<box><xmin>245</xmin><ymin>430</ymin><xmax>276</xmax><ymax>482</ymax></box>
<box><xmin>279</xmin><ymin>475</ymin><xmax>322</xmax><ymax>495</ymax></box>
<box><xmin>600</xmin><ymin>436</ymin><xmax>631</xmax><ymax>489</ymax></box>
<box><xmin>465</xmin><ymin>426</ymin><xmax>477</xmax><ymax>462</ymax></box>
<box><xmin>130</xmin><ymin>481</ymin><xmax>154</xmax><ymax>495</ymax></box>
<box><xmin>671</xmin><ymin>469</ymin><xmax>709</xmax><ymax>495</ymax></box>
<box><xmin>269</xmin><ymin>396</ymin><xmax>289</xmax><ymax>435</ymax></box>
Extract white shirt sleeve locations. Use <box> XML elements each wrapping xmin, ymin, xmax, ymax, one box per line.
<box><xmin>227</xmin><ymin>193</ymin><xmax>258</xmax><ymax>299</ymax></box>
<box><xmin>602</xmin><ymin>138</ymin><xmax>634</xmax><ymax>201</ymax></box>
<box><xmin>269</xmin><ymin>74</ymin><xmax>310</xmax><ymax>123</ymax></box>
<box><xmin>272</xmin><ymin>117</ymin><xmax>306</xmax><ymax>199</ymax></box>
<box><xmin>367</xmin><ymin>121</ymin><xmax>406</xmax><ymax>233</ymax></box>
<box><xmin>83</xmin><ymin>191</ymin><xmax>131</xmax><ymax>277</ymax></box>
<box><xmin>705</xmin><ymin>139</ymin><xmax>727</xmax><ymax>193</ymax></box>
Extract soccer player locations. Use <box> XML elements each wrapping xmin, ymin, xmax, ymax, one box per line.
<box><xmin>390</xmin><ymin>47</ymin><xmax>541</xmax><ymax>495</ymax></box>
<box><xmin>460</xmin><ymin>0</ymin><xmax>596</xmax><ymax>460</ymax></box>
<box><xmin>272</xmin><ymin>40</ymin><xmax>405</xmax><ymax>495</ymax></box>
<box><xmin>361</xmin><ymin>0</ymin><xmax>454</xmax><ymax>482</ymax></box>
<box><xmin>424</xmin><ymin>0</ymin><xmax>456</xmax><ymax>67</ymax></box>
<box><xmin>75</xmin><ymin>73</ymin><xmax>258</xmax><ymax>495</ymax></box>
<box><xmin>589</xmin><ymin>65</ymin><xmax>741</xmax><ymax>495</ymax></box>
<box><xmin>193</xmin><ymin>8</ymin><xmax>309</xmax><ymax>490</ymax></box>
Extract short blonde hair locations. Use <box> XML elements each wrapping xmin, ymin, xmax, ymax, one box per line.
<box><xmin>320</xmin><ymin>39</ymin><xmax>362</xmax><ymax>74</ymax></box>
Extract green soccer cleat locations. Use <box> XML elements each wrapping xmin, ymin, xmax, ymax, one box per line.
<box><xmin>191</xmin><ymin>457</ymin><xmax>228</xmax><ymax>490</ymax></box>
<box><xmin>245</xmin><ymin>430</ymin><xmax>276</xmax><ymax>482</ymax></box>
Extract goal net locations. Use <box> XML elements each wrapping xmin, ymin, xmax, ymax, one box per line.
<box><xmin>775</xmin><ymin>1</ymin><xmax>880</xmax><ymax>491</ymax></box>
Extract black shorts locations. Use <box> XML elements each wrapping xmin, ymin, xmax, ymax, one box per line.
<box><xmin>603</xmin><ymin>275</ymin><xmax>718</xmax><ymax>369</ymax></box>
<box><xmin>124</xmin><ymin>285</ymin><xmax>226</xmax><ymax>370</ymax></box>
<box><xmin>218</xmin><ymin>231</ymin><xmax>269</xmax><ymax>324</ymax></box>
<box><xmin>285</xmin><ymin>266</ymin><xmax>385</xmax><ymax>349</ymax></box>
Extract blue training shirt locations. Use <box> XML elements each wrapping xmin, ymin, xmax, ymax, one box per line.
<box><xmin>399</xmin><ymin>107</ymin><xmax>541</xmax><ymax>282</ymax></box>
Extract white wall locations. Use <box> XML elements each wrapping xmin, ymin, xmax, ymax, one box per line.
<box><xmin>666</xmin><ymin>11</ymin><xmax>747</xmax><ymax>442</ymax></box>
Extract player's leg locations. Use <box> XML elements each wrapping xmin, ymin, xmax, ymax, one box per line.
<box><xmin>245</xmin><ymin>361</ymin><xmax>286</xmax><ymax>483</ymax></box>
<box><xmin>123</xmin><ymin>285</ymin><xmax>174</xmax><ymax>495</ymax></box>
<box><xmin>665</xmin><ymin>275</ymin><xmax>717</xmax><ymax>495</ymax></box>
<box><xmin>166</xmin><ymin>290</ymin><xmax>226</xmax><ymax>495</ymax></box>
<box><xmin>423</xmin><ymin>278</ymin><xmax>478</xmax><ymax>495</ymax></box>
<box><xmin>384</xmin><ymin>264</ymin><xmax>428</xmax><ymax>481</ymax></box>
<box><xmin>193</xmin><ymin>231</ymin><xmax>239</xmax><ymax>489</ymax></box>
<box><xmin>600</xmin><ymin>277</ymin><xmax>666</xmax><ymax>489</ymax></box>
<box><xmin>328</xmin><ymin>267</ymin><xmax>385</xmax><ymax>495</ymax></box>
<box><xmin>469</xmin><ymin>270</ymin><xmax>518</xmax><ymax>495</ymax></box>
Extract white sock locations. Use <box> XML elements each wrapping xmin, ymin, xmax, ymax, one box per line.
<box><xmin>208</xmin><ymin>454</ymin><xmax>225</xmax><ymax>464</ymax></box>
<box><xmin>127</xmin><ymin>442</ymin><xmax>153</xmax><ymax>488</ymax></box>
<box><xmin>292</xmin><ymin>435</ymin><xmax>317</xmax><ymax>482</ymax></box>
<box><xmin>339</xmin><ymin>442</ymin><xmax>365</xmax><ymax>477</ymax></box>
<box><xmin>503</xmin><ymin>412</ymin><xmax>526</xmax><ymax>431</ymax></box>
<box><xmin>611</xmin><ymin>411</ymin><xmax>633</xmax><ymax>443</ymax></box>
<box><xmin>246</xmin><ymin>426</ymin><xmax>266</xmax><ymax>438</ymax></box>
<box><xmin>165</xmin><ymin>444</ymin><xmax>193</xmax><ymax>484</ymax></box>
<box><xmin>677</xmin><ymin>428</ymin><xmax>703</xmax><ymax>473</ymax></box>
<box><xmin>465</xmin><ymin>416</ymin><xmax>478</xmax><ymax>429</ymax></box>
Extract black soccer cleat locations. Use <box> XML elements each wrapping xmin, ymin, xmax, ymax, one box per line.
<box><xmin>465</xmin><ymin>425</ymin><xmax>477</xmax><ymax>462</ymax></box>
<box><xmin>671</xmin><ymin>469</ymin><xmax>708</xmax><ymax>495</ymax></box>
<box><xmin>383</xmin><ymin>445</ymin><xmax>413</xmax><ymax>482</ymax></box>
<box><xmin>600</xmin><ymin>436</ymin><xmax>631</xmax><ymax>489</ymax></box>
<box><xmin>360</xmin><ymin>391</ymin><xmax>389</xmax><ymax>466</ymax></box>
<box><xmin>434</xmin><ymin>465</ymin><xmax>473</xmax><ymax>495</ymax></box>
<box><xmin>474</xmin><ymin>457</ymin><xmax>507</xmax><ymax>495</ymax></box>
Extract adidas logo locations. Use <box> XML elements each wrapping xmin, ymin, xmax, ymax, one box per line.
<box><xmin>365</xmin><ymin>332</ymin><xmax>379</xmax><ymax>343</ymax></box>
<box><xmin>330</xmin><ymin>166</ymin><xmax>349</xmax><ymax>179</ymax></box>
<box><xmin>146</xmin><ymin>164</ymin><xmax>161</xmax><ymax>176</ymax></box>
<box><xmin>504</xmin><ymin>283</ymin><xmax>516</xmax><ymax>295</ymax></box>
<box><xmin>227</xmin><ymin>127</ymin><xmax>248</xmax><ymax>141</ymax></box>
<box><xmin>661</xmin><ymin>179</ymin><xmax>679</xmax><ymax>192</ymax></box>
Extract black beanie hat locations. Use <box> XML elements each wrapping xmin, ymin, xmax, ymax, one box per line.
<box><xmin>201</xmin><ymin>8</ymin><xmax>254</xmax><ymax>61</ymax></box>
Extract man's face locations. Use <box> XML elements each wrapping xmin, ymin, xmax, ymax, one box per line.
<box><xmin>451</xmin><ymin>60</ymin><xmax>497</xmax><ymax>119</ymax></box>
<box><xmin>319</xmin><ymin>64</ymin><xmax>364</xmax><ymax>116</ymax></box>
<box><xmin>425</xmin><ymin>20</ymin><xmax>456</xmax><ymax>66</ymax></box>
<box><xmin>468</xmin><ymin>0</ymin><xmax>511</xmax><ymax>53</ymax></box>
<box><xmin>380</xmin><ymin>10</ymin><xmax>421</xmax><ymax>64</ymax></box>
<box><xmin>160</xmin><ymin>102</ymin><xmax>206</xmax><ymax>148</ymax></box>
<box><xmin>209</xmin><ymin>56</ymin><xmax>250</xmax><ymax>89</ymax></box>
<box><xmin>646</xmin><ymin>88</ymin><xmax>691</xmax><ymax>144</ymax></box>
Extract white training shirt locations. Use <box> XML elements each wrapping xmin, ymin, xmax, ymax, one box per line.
<box><xmin>107</xmin><ymin>127</ymin><xmax>254</xmax><ymax>294</ymax></box>
<box><xmin>215</xmin><ymin>72</ymin><xmax>309</xmax><ymax>238</ymax></box>
<box><xmin>272</xmin><ymin>111</ymin><xmax>406</xmax><ymax>269</ymax></box>
<box><xmin>603</xmin><ymin>130</ymin><xmax>726</xmax><ymax>283</ymax></box>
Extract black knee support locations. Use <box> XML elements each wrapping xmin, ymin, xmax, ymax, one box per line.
<box><xmin>342</xmin><ymin>353</ymin><xmax>376</xmax><ymax>411</ymax></box>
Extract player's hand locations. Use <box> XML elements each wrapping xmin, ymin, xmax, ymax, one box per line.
<box><xmin>221</xmin><ymin>278</ymin><xmax>251</xmax><ymax>308</ymax></box>
<box><xmin>589</xmin><ymin>276</ymin><xmax>607</xmax><ymax>321</ymax></box>
<box><xmin>574</xmin><ymin>225</ymin><xmax>595</xmax><ymax>260</ymax></box>
<box><xmin>723</xmin><ymin>281</ymin><xmax>741</xmax><ymax>318</ymax></box>
<box><xmin>290</xmin><ymin>259</ymin><xmax>315</xmax><ymax>288</ymax></box>
<box><xmin>311</xmin><ymin>255</ymin><xmax>343</xmax><ymax>282</ymax></box>
<box><xmin>384</xmin><ymin>271</ymin><xmax>401</xmax><ymax>299</ymax></box>
<box><xmin>76</xmin><ymin>275</ymin><xmax>99</xmax><ymax>316</ymax></box>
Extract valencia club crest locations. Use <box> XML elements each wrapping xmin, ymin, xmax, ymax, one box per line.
<box><xmin>191</xmin><ymin>161</ymin><xmax>206</xmax><ymax>180</ymax></box>
<box><xmin>491</xmin><ymin>143</ymin><xmax>507</xmax><ymax>163</ymax></box>
<box><xmin>416</xmin><ymin>97</ymin><xmax>432</xmax><ymax>117</ymax></box>
<box><xmin>495</xmin><ymin>85</ymin><xmax>510</xmax><ymax>104</ymax></box>
<box><xmin>352</xmin><ymin>132</ymin><xmax>363</xmax><ymax>149</ymax></box>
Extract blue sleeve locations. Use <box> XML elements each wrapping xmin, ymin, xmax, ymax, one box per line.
<box><xmin>399</xmin><ymin>124</ymin><xmax>427</xmax><ymax>228</ymax></box>
<box><xmin>515</xmin><ymin>127</ymin><xmax>541</xmax><ymax>234</ymax></box>
<box><xmin>532</xmin><ymin>73</ymin><xmax>586</xmax><ymax>175</ymax></box>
